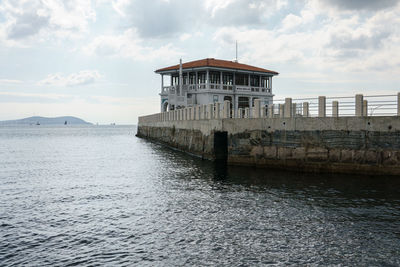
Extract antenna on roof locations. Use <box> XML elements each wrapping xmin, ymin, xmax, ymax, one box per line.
<box><xmin>234</xmin><ymin>40</ymin><xmax>238</xmax><ymax>63</ymax></box>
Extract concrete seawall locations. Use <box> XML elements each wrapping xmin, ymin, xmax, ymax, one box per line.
<box><xmin>137</xmin><ymin>116</ymin><xmax>400</xmax><ymax>176</ymax></box>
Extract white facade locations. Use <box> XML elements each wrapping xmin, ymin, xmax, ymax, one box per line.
<box><xmin>157</xmin><ymin>59</ymin><xmax>277</xmax><ymax>116</ymax></box>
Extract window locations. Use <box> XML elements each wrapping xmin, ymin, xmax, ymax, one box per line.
<box><xmin>198</xmin><ymin>72</ymin><xmax>206</xmax><ymax>84</ymax></box>
<box><xmin>209</xmin><ymin>71</ymin><xmax>221</xmax><ymax>84</ymax></box>
<box><xmin>250</xmin><ymin>75</ymin><xmax>260</xmax><ymax>87</ymax></box>
<box><xmin>213</xmin><ymin>95</ymin><xmax>219</xmax><ymax>103</ymax></box>
<box><xmin>238</xmin><ymin>97</ymin><xmax>249</xmax><ymax>108</ymax></box>
<box><xmin>223</xmin><ymin>73</ymin><xmax>233</xmax><ymax>85</ymax></box>
<box><xmin>235</xmin><ymin>74</ymin><xmax>248</xmax><ymax>86</ymax></box>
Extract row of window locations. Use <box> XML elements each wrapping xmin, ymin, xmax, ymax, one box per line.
<box><xmin>171</xmin><ymin>73</ymin><xmax>270</xmax><ymax>87</ymax></box>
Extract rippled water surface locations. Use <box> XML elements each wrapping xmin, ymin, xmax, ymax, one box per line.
<box><xmin>1</xmin><ymin>125</ymin><xmax>400</xmax><ymax>266</ymax></box>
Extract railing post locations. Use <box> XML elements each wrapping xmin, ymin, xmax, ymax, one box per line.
<box><xmin>268</xmin><ymin>104</ymin><xmax>274</xmax><ymax>118</ymax></box>
<box><xmin>398</xmin><ymin>93</ymin><xmax>400</xmax><ymax>116</ymax></box>
<box><xmin>203</xmin><ymin>105</ymin><xmax>207</xmax><ymax>120</ymax></box>
<box><xmin>254</xmin><ymin>99</ymin><xmax>261</xmax><ymax>118</ymax></box>
<box><xmin>244</xmin><ymin>108</ymin><xmax>249</xmax><ymax>118</ymax></box>
<box><xmin>355</xmin><ymin>94</ymin><xmax>363</xmax><ymax>117</ymax></box>
<box><xmin>207</xmin><ymin>104</ymin><xmax>213</xmax><ymax>120</ymax></box>
<box><xmin>363</xmin><ymin>100</ymin><xmax>368</xmax><ymax>117</ymax></box>
<box><xmin>215</xmin><ymin>102</ymin><xmax>221</xmax><ymax>119</ymax></box>
<box><xmin>303</xmin><ymin>102</ymin><xmax>309</xmax><ymax>117</ymax></box>
<box><xmin>332</xmin><ymin>101</ymin><xmax>339</xmax><ymax>117</ymax></box>
<box><xmin>261</xmin><ymin>106</ymin><xmax>266</xmax><ymax>118</ymax></box>
<box><xmin>318</xmin><ymin>96</ymin><xmax>326</xmax><ymax>117</ymax></box>
<box><xmin>190</xmin><ymin>107</ymin><xmax>195</xmax><ymax>120</ymax></box>
<box><xmin>223</xmin><ymin>100</ymin><xmax>230</xmax><ymax>119</ymax></box>
<box><xmin>195</xmin><ymin>105</ymin><xmax>200</xmax><ymax>120</ymax></box>
<box><xmin>279</xmin><ymin>104</ymin><xmax>284</xmax><ymax>118</ymax></box>
<box><xmin>284</xmin><ymin>98</ymin><xmax>292</xmax><ymax>118</ymax></box>
<box><xmin>292</xmin><ymin>103</ymin><xmax>297</xmax><ymax>117</ymax></box>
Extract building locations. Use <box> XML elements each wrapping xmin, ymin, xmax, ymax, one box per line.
<box><xmin>156</xmin><ymin>58</ymin><xmax>279</xmax><ymax>114</ymax></box>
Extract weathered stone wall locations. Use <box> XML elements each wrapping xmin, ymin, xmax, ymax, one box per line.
<box><xmin>137</xmin><ymin>116</ymin><xmax>400</xmax><ymax>175</ymax></box>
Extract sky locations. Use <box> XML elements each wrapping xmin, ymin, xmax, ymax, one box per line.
<box><xmin>0</xmin><ymin>0</ymin><xmax>400</xmax><ymax>124</ymax></box>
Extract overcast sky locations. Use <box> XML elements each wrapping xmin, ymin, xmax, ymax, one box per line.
<box><xmin>1</xmin><ymin>0</ymin><xmax>400</xmax><ymax>124</ymax></box>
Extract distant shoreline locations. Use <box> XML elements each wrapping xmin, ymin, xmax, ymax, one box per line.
<box><xmin>0</xmin><ymin>116</ymin><xmax>92</xmax><ymax>126</ymax></box>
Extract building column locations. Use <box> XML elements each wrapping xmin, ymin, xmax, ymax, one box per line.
<box><xmin>161</xmin><ymin>74</ymin><xmax>164</xmax><ymax>92</ymax></box>
<box><xmin>248</xmin><ymin>74</ymin><xmax>251</xmax><ymax>87</ymax></box>
<box><xmin>206</xmin><ymin>69</ymin><xmax>209</xmax><ymax>90</ymax></box>
<box><xmin>195</xmin><ymin>71</ymin><xmax>198</xmax><ymax>90</ymax></box>
<box><xmin>223</xmin><ymin>100</ymin><xmax>230</xmax><ymax>118</ymax></box>
<box><xmin>220</xmin><ymin>71</ymin><xmax>223</xmax><ymax>90</ymax></box>
<box><xmin>269</xmin><ymin>77</ymin><xmax>272</xmax><ymax>89</ymax></box>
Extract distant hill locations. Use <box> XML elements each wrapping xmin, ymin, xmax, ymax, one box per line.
<box><xmin>0</xmin><ymin>116</ymin><xmax>92</xmax><ymax>125</ymax></box>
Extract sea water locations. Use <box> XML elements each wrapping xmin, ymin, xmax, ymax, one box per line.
<box><xmin>1</xmin><ymin>125</ymin><xmax>399</xmax><ymax>266</ymax></box>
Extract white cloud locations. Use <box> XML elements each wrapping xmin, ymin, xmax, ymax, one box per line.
<box><xmin>38</xmin><ymin>70</ymin><xmax>101</xmax><ymax>87</ymax></box>
<box><xmin>0</xmin><ymin>0</ymin><xmax>96</xmax><ymax>45</ymax></box>
<box><xmin>83</xmin><ymin>29</ymin><xmax>182</xmax><ymax>61</ymax></box>
<box><xmin>0</xmin><ymin>79</ymin><xmax>23</xmax><ymax>84</ymax></box>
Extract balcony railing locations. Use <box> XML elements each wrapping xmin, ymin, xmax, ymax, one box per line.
<box><xmin>163</xmin><ymin>84</ymin><xmax>272</xmax><ymax>94</ymax></box>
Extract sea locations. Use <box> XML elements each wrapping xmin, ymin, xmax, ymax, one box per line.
<box><xmin>0</xmin><ymin>125</ymin><xmax>399</xmax><ymax>266</ymax></box>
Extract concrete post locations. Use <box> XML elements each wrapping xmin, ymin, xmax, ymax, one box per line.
<box><xmin>207</xmin><ymin>104</ymin><xmax>213</xmax><ymax>120</ymax></box>
<box><xmin>398</xmin><ymin>93</ymin><xmax>400</xmax><ymax>116</ymax></box>
<box><xmin>254</xmin><ymin>99</ymin><xmax>261</xmax><ymax>118</ymax></box>
<box><xmin>238</xmin><ymin>108</ymin><xmax>243</xmax><ymax>118</ymax></box>
<box><xmin>268</xmin><ymin>104</ymin><xmax>274</xmax><ymax>118</ymax></box>
<box><xmin>332</xmin><ymin>101</ymin><xmax>339</xmax><ymax>117</ymax></box>
<box><xmin>184</xmin><ymin>108</ymin><xmax>188</xmax><ymax>120</ymax></box>
<box><xmin>195</xmin><ymin>105</ymin><xmax>200</xmax><ymax>120</ymax></box>
<box><xmin>261</xmin><ymin>106</ymin><xmax>266</xmax><ymax>118</ymax></box>
<box><xmin>244</xmin><ymin>108</ymin><xmax>249</xmax><ymax>118</ymax></box>
<box><xmin>355</xmin><ymin>94</ymin><xmax>363</xmax><ymax>117</ymax></box>
<box><xmin>203</xmin><ymin>105</ymin><xmax>207</xmax><ymax>120</ymax></box>
<box><xmin>223</xmin><ymin>100</ymin><xmax>230</xmax><ymax>119</ymax></box>
<box><xmin>215</xmin><ymin>102</ymin><xmax>221</xmax><ymax>119</ymax></box>
<box><xmin>318</xmin><ymin>96</ymin><xmax>326</xmax><ymax>117</ymax></box>
<box><xmin>191</xmin><ymin>107</ymin><xmax>195</xmax><ymax>120</ymax></box>
<box><xmin>292</xmin><ymin>103</ymin><xmax>297</xmax><ymax>117</ymax></box>
<box><xmin>303</xmin><ymin>102</ymin><xmax>309</xmax><ymax>117</ymax></box>
<box><xmin>279</xmin><ymin>104</ymin><xmax>284</xmax><ymax>118</ymax></box>
<box><xmin>363</xmin><ymin>100</ymin><xmax>368</xmax><ymax>117</ymax></box>
<box><xmin>284</xmin><ymin>98</ymin><xmax>292</xmax><ymax>118</ymax></box>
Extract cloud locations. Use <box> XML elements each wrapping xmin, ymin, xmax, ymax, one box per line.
<box><xmin>0</xmin><ymin>0</ymin><xmax>96</xmax><ymax>45</ymax></box>
<box><xmin>0</xmin><ymin>79</ymin><xmax>23</xmax><ymax>84</ymax></box>
<box><xmin>318</xmin><ymin>0</ymin><xmax>400</xmax><ymax>11</ymax></box>
<box><xmin>38</xmin><ymin>70</ymin><xmax>101</xmax><ymax>87</ymax></box>
<box><xmin>83</xmin><ymin>29</ymin><xmax>182</xmax><ymax>61</ymax></box>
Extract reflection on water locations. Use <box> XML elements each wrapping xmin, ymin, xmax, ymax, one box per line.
<box><xmin>0</xmin><ymin>126</ymin><xmax>399</xmax><ymax>266</ymax></box>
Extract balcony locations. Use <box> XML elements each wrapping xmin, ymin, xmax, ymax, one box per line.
<box><xmin>163</xmin><ymin>84</ymin><xmax>271</xmax><ymax>94</ymax></box>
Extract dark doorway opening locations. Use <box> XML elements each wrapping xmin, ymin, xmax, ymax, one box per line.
<box><xmin>214</xmin><ymin>131</ymin><xmax>228</xmax><ymax>162</ymax></box>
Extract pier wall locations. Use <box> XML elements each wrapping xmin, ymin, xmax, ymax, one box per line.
<box><xmin>137</xmin><ymin>116</ymin><xmax>400</xmax><ymax>176</ymax></box>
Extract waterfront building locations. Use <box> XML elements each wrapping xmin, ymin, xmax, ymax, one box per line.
<box><xmin>156</xmin><ymin>58</ymin><xmax>279</xmax><ymax>113</ymax></box>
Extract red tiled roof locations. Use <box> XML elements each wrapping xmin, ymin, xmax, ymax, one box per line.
<box><xmin>155</xmin><ymin>58</ymin><xmax>279</xmax><ymax>75</ymax></box>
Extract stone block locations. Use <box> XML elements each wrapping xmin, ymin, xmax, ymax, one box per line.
<box><xmin>263</xmin><ymin>146</ymin><xmax>277</xmax><ymax>159</ymax></box>
<box><xmin>307</xmin><ymin>147</ymin><xmax>328</xmax><ymax>162</ymax></box>
<box><xmin>365</xmin><ymin>150</ymin><xmax>378</xmax><ymax>164</ymax></box>
<box><xmin>292</xmin><ymin>147</ymin><xmax>306</xmax><ymax>160</ymax></box>
<box><xmin>328</xmin><ymin>148</ymin><xmax>341</xmax><ymax>162</ymax></box>
<box><xmin>353</xmin><ymin>150</ymin><xmax>365</xmax><ymax>164</ymax></box>
<box><xmin>382</xmin><ymin>150</ymin><xmax>398</xmax><ymax>165</ymax></box>
<box><xmin>250</xmin><ymin>146</ymin><xmax>264</xmax><ymax>157</ymax></box>
<box><xmin>340</xmin><ymin>149</ymin><xmax>353</xmax><ymax>163</ymax></box>
<box><xmin>278</xmin><ymin>147</ymin><xmax>293</xmax><ymax>160</ymax></box>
